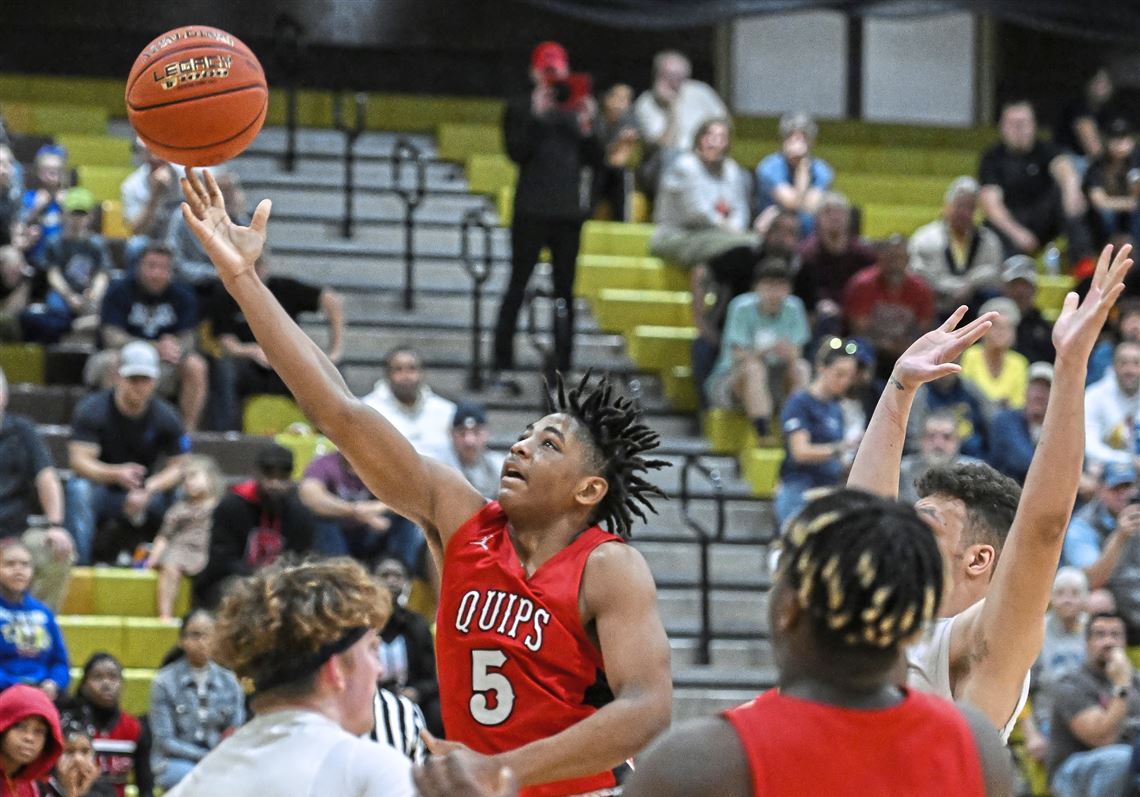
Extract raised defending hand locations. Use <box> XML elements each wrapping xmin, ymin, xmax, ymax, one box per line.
<box><xmin>889</xmin><ymin>306</ymin><xmax>997</xmax><ymax>391</ymax></box>
<box><xmin>180</xmin><ymin>168</ymin><xmax>272</xmax><ymax>286</ymax></box>
<box><xmin>1052</xmin><ymin>244</ymin><xmax>1133</xmax><ymax>360</ymax></box>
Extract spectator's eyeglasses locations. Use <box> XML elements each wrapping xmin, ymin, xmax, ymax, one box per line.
<box><xmin>826</xmin><ymin>337</ymin><xmax>859</xmax><ymax>356</ymax></box>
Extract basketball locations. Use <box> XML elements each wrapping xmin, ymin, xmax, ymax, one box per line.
<box><xmin>125</xmin><ymin>25</ymin><xmax>268</xmax><ymax>166</ymax></box>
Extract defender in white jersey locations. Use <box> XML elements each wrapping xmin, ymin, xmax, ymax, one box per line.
<box><xmin>847</xmin><ymin>243</ymin><xmax>1133</xmax><ymax>739</ymax></box>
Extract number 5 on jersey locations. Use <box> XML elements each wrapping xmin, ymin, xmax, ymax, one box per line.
<box><xmin>470</xmin><ymin>649</ymin><xmax>515</xmax><ymax>726</ymax></box>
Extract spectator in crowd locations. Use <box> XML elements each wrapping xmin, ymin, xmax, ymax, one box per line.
<box><xmin>774</xmin><ymin>338</ymin><xmax>858</xmax><ymax>524</ymax></box>
<box><xmin>209</xmin><ymin>251</ymin><xmax>344</xmax><ymax>432</ymax></box>
<box><xmin>375</xmin><ymin>558</ymin><xmax>441</xmax><ymax>738</ymax></box>
<box><xmin>1001</xmin><ymin>255</ymin><xmax>1056</xmax><ymax>366</ymax></box>
<box><xmin>362</xmin><ymin>348</ymin><xmax>455</xmax><ymax>463</ymax></box>
<box><xmin>20</xmin><ymin>188</ymin><xmax>110</xmax><ymax>345</ymax></box>
<box><xmin>650</xmin><ymin>118</ymin><xmax>757</xmax><ymax>286</ymax></box>
<box><xmin>298</xmin><ymin>451</ymin><xmax>406</xmax><ymax>566</ymax></box>
<box><xmin>169</xmin><ymin>559</ymin><xmax>413</xmax><ymax>795</ymax></box>
<box><xmin>491</xmin><ymin>42</ymin><xmax>601</xmax><ymax>385</ymax></box>
<box><xmin>593</xmin><ymin>83</ymin><xmax>639</xmax><ymax>221</ymax></box>
<box><xmin>1019</xmin><ymin>567</ymin><xmax>1090</xmax><ymax>767</ymax></box>
<box><xmin>898</xmin><ymin>411</ymin><xmax>979</xmax><ymax>506</ymax></box>
<box><xmin>1089</xmin><ymin>301</ymin><xmax>1140</xmax><ymax>387</ymax></box>
<box><xmin>959</xmin><ymin>297</ymin><xmax>1030</xmax><ymax>411</ymax></box>
<box><xmin>0</xmin><ymin>539</ymin><xmax>69</xmax><ymax>698</ymax></box>
<box><xmin>793</xmin><ymin>193</ymin><xmax>877</xmax><ymax>337</ymax></box>
<box><xmin>1054</xmin><ymin>67</ymin><xmax>1119</xmax><ymax>173</ymax></box>
<box><xmin>19</xmin><ymin>145</ymin><xmax>68</xmax><ymax>266</ymax></box>
<box><xmin>193</xmin><ymin>443</ymin><xmax>314</xmax><ymax>608</ymax></box>
<box><xmin>909</xmin><ymin>176</ymin><xmax>1005</xmax><ymax>316</ymax></box>
<box><xmin>1084</xmin><ymin>340</ymin><xmax>1140</xmax><ymax>470</ymax></box>
<box><xmin>59</xmin><ymin>653</ymin><xmax>152</xmax><ymax>797</ymax></box>
<box><xmin>0</xmin><ymin>247</ymin><xmax>30</xmax><ymax>342</ymax></box>
<box><xmin>0</xmin><ymin>146</ymin><xmax>19</xmax><ymax>248</ymax></box>
<box><xmin>65</xmin><ymin>341</ymin><xmax>188</xmax><ymax>566</ymax></box>
<box><xmin>148</xmin><ymin>610</ymin><xmax>245</xmax><ymax>790</ymax></box>
<box><xmin>1046</xmin><ymin>611</ymin><xmax>1140</xmax><ymax>797</ymax></box>
<box><xmin>143</xmin><ymin>456</ymin><xmax>223</xmax><ymax>621</ymax></box>
<box><xmin>42</xmin><ymin>723</ymin><xmax>115</xmax><ymax>797</ymax></box>
<box><xmin>988</xmin><ymin>361</ymin><xmax>1053</xmax><ymax>483</ymax></box>
<box><xmin>0</xmin><ymin>367</ymin><xmax>67</xmax><ymax>540</ymax></box>
<box><xmin>441</xmin><ymin>402</ymin><xmax>504</xmax><ymax>500</ymax></box>
<box><xmin>904</xmin><ymin>371</ymin><xmax>989</xmax><ymax>459</ymax></box>
<box><xmin>92</xmin><ymin>245</ymin><xmax>206</xmax><ymax>431</ymax></box>
<box><xmin>979</xmin><ymin>100</ymin><xmax>1092</xmax><ymax>262</ymax></box>
<box><xmin>0</xmin><ymin>684</ymin><xmax>63</xmax><ymax>797</ymax></box>
<box><xmin>704</xmin><ymin>259</ymin><xmax>809</xmax><ymax>438</ymax></box>
<box><xmin>843</xmin><ymin>234</ymin><xmax>936</xmax><ymax>377</ymax></box>
<box><xmin>1085</xmin><ymin>117</ymin><xmax>1140</xmax><ymax>248</ymax></box>
<box><xmin>633</xmin><ymin>49</ymin><xmax>727</xmax><ymax>196</ymax></box>
<box><xmin>755</xmin><ymin>112</ymin><xmax>834</xmax><ymax>235</ymax></box>
<box><xmin>1062</xmin><ymin>463</ymin><xmax>1140</xmax><ymax>642</ymax></box>
<box><xmin>120</xmin><ymin>142</ymin><xmax>184</xmax><ymax>271</ymax></box>
<box><xmin>166</xmin><ymin>171</ymin><xmax>246</xmax><ymax>300</ymax></box>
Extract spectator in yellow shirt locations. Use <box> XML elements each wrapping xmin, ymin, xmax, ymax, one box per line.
<box><xmin>960</xmin><ymin>297</ymin><xmax>1030</xmax><ymax>410</ymax></box>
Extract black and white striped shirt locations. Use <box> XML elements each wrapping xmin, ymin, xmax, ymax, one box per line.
<box><xmin>367</xmin><ymin>687</ymin><xmax>427</xmax><ymax>764</ymax></box>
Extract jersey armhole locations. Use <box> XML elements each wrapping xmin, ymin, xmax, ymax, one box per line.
<box><xmin>442</xmin><ymin>500</ymin><xmax>501</xmax><ymax>563</ymax></box>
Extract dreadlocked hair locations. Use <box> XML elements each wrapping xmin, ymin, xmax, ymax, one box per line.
<box><xmin>546</xmin><ymin>371</ymin><xmax>670</xmax><ymax>539</ymax></box>
<box><xmin>778</xmin><ymin>488</ymin><xmax>943</xmax><ymax>652</ymax></box>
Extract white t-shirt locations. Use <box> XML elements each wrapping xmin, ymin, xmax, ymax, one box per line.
<box><xmin>633</xmin><ymin>80</ymin><xmax>727</xmax><ymax>152</ymax></box>
<box><xmin>167</xmin><ymin>709</ymin><xmax>414</xmax><ymax>797</ymax></box>
<box><xmin>361</xmin><ymin>382</ymin><xmax>457</xmax><ymax>463</ymax></box>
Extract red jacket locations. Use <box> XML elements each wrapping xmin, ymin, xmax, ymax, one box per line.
<box><xmin>0</xmin><ymin>685</ymin><xmax>63</xmax><ymax>797</ymax></box>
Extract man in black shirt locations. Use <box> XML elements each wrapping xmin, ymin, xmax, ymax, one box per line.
<box><xmin>0</xmin><ymin>368</ymin><xmax>68</xmax><ymax>542</ymax></box>
<box><xmin>1053</xmin><ymin>67</ymin><xmax>1118</xmax><ymax>168</ymax></box>
<box><xmin>979</xmin><ymin>100</ymin><xmax>1092</xmax><ymax>263</ymax></box>
<box><xmin>491</xmin><ymin>41</ymin><xmax>602</xmax><ymax>388</ymax></box>
<box><xmin>65</xmin><ymin>341</ymin><xmax>188</xmax><ymax>564</ymax></box>
<box><xmin>207</xmin><ymin>251</ymin><xmax>344</xmax><ymax>431</ymax></box>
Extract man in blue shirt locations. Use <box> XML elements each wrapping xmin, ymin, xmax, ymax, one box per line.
<box><xmin>1062</xmin><ymin>462</ymin><xmax>1140</xmax><ymax>642</ymax></box>
<box><xmin>988</xmin><ymin>361</ymin><xmax>1053</xmax><ymax>483</ymax></box>
<box><xmin>755</xmin><ymin>112</ymin><xmax>834</xmax><ymax>235</ymax></box>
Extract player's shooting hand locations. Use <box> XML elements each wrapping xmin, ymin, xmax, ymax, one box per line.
<box><xmin>889</xmin><ymin>306</ymin><xmax>997</xmax><ymax>392</ymax></box>
<box><xmin>1052</xmin><ymin>243</ymin><xmax>1133</xmax><ymax>363</ymax></box>
<box><xmin>414</xmin><ymin>749</ymin><xmax>518</xmax><ymax>797</ymax></box>
<box><xmin>180</xmin><ymin>168</ymin><xmax>271</xmax><ymax>287</ymax></box>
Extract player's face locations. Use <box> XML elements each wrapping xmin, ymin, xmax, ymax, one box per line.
<box><xmin>914</xmin><ymin>494</ymin><xmax>969</xmax><ymax>604</ymax></box>
<box><xmin>337</xmin><ymin>631</ymin><xmax>383</xmax><ymax>736</ymax></box>
<box><xmin>500</xmin><ymin>413</ymin><xmax>597</xmax><ymax>517</ymax></box>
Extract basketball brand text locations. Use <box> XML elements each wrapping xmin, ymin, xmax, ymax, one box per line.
<box><xmin>139</xmin><ymin>28</ymin><xmax>236</xmax><ymax>62</ymax></box>
<box><xmin>153</xmin><ymin>55</ymin><xmax>233</xmax><ymax>90</ymax></box>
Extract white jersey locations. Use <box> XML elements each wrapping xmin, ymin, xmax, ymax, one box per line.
<box><xmin>168</xmin><ymin>709</ymin><xmax>414</xmax><ymax>797</ymax></box>
<box><xmin>906</xmin><ymin>614</ymin><xmax>1030</xmax><ymax>743</ymax></box>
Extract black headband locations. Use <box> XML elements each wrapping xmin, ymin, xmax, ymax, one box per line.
<box><xmin>253</xmin><ymin>626</ymin><xmax>370</xmax><ymax>694</ymax></box>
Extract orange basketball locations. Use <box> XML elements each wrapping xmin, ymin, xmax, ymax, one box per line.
<box><xmin>125</xmin><ymin>25</ymin><xmax>267</xmax><ymax>166</ymax></box>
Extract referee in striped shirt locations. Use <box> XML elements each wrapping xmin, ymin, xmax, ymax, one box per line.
<box><xmin>369</xmin><ymin>686</ymin><xmax>427</xmax><ymax>764</ymax></box>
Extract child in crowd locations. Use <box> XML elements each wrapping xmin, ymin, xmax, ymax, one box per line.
<box><xmin>57</xmin><ymin>654</ymin><xmax>151</xmax><ymax>797</ymax></box>
<box><xmin>0</xmin><ymin>540</ymin><xmax>69</xmax><ymax>699</ymax></box>
<box><xmin>144</xmin><ymin>457</ymin><xmax>223</xmax><ymax>621</ymax></box>
<box><xmin>0</xmin><ymin>684</ymin><xmax>62</xmax><ymax>797</ymax></box>
<box><xmin>40</xmin><ymin>723</ymin><xmax>114</xmax><ymax>797</ymax></box>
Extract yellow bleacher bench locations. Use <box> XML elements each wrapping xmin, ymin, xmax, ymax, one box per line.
<box><xmin>243</xmin><ymin>394</ymin><xmax>308</xmax><ymax>437</ymax></box>
<box><xmin>740</xmin><ymin>446</ymin><xmax>785</xmax><ymax>498</ymax></box>
<box><xmin>580</xmin><ymin>222</ymin><xmax>656</xmax><ymax>258</ymax></box>
<box><xmin>663</xmin><ymin>365</ymin><xmax>700</xmax><ymax>413</ymax></box>
<box><xmin>593</xmin><ymin>289</ymin><xmax>691</xmax><ymax>334</ymax></box>
<box><xmin>77</xmin><ymin>165</ymin><xmax>134</xmax><ymax>203</ymax></box>
<box><xmin>575</xmin><ymin>255</ymin><xmax>686</xmax><ymax>300</ymax></box>
<box><xmin>55</xmin><ymin>134</ymin><xmax>133</xmax><ymax>167</ymax></box>
<box><xmin>627</xmin><ymin>325</ymin><xmax>697</xmax><ymax>372</ymax></box>
<box><xmin>702</xmin><ymin>409</ymin><xmax>756</xmax><ymax>455</ymax></box>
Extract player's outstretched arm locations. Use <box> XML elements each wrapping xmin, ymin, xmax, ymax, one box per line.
<box><xmin>178</xmin><ymin>169</ymin><xmax>484</xmax><ymax>543</ymax></box>
<box><xmin>847</xmin><ymin>307</ymin><xmax>995</xmax><ymax>498</ymax></box>
<box><xmin>494</xmin><ymin>544</ymin><xmax>672</xmax><ymax>785</ymax></box>
<box><xmin>955</xmin><ymin>244</ymin><xmax>1133</xmax><ymax>729</ymax></box>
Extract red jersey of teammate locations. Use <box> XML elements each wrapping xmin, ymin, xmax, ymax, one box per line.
<box><xmin>437</xmin><ymin>501</ymin><xmax>626</xmax><ymax>797</ymax></box>
<box><xmin>724</xmin><ymin>688</ymin><xmax>985</xmax><ymax>796</ymax></box>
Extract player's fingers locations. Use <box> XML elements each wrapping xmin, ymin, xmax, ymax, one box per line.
<box><xmin>180</xmin><ymin>203</ymin><xmax>209</xmax><ymax>238</ymax></box>
<box><xmin>1108</xmin><ymin>245</ymin><xmax>1134</xmax><ymax>285</ymax></box>
<box><xmin>938</xmin><ymin>305</ymin><xmax>968</xmax><ymax>332</ymax></box>
<box><xmin>203</xmin><ymin>169</ymin><xmax>225</xmax><ymax>208</ymax></box>
<box><xmin>185</xmin><ymin>168</ymin><xmax>209</xmax><ymax>205</ymax></box>
<box><xmin>1092</xmin><ymin>243</ymin><xmax>1113</xmax><ymax>292</ymax></box>
<box><xmin>179</xmin><ymin>177</ymin><xmax>203</xmax><ymax>216</ymax></box>
<box><xmin>419</xmin><ymin>727</ymin><xmax>444</xmax><ymax>754</ymax></box>
<box><xmin>412</xmin><ymin>759</ymin><xmax>448</xmax><ymax>793</ymax></box>
<box><xmin>495</xmin><ymin>766</ymin><xmax>519</xmax><ymax>795</ymax></box>
<box><xmin>250</xmin><ymin>199</ymin><xmax>273</xmax><ymax>233</ymax></box>
<box><xmin>927</xmin><ymin>363</ymin><xmax>962</xmax><ymax>381</ymax></box>
<box><xmin>952</xmin><ymin>312</ymin><xmax>997</xmax><ymax>340</ymax></box>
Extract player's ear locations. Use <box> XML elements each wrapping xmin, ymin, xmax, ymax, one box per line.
<box><xmin>771</xmin><ymin>582</ymin><xmax>801</xmax><ymax>634</ymax></box>
<box><xmin>964</xmin><ymin>543</ymin><xmax>995</xmax><ymax>579</ymax></box>
<box><xmin>574</xmin><ymin>475</ymin><xmax>609</xmax><ymax>510</ymax></box>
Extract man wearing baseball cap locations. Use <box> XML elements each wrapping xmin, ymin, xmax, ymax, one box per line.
<box><xmin>65</xmin><ymin>341</ymin><xmax>189</xmax><ymax>565</ymax></box>
<box><xmin>987</xmin><ymin>361</ymin><xmax>1053</xmax><ymax>482</ymax></box>
<box><xmin>443</xmin><ymin>401</ymin><xmax>503</xmax><ymax>499</ymax></box>
<box><xmin>1001</xmin><ymin>254</ymin><xmax>1056</xmax><ymax>365</ymax></box>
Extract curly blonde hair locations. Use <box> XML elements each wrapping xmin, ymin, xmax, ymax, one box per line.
<box><xmin>212</xmin><ymin>557</ymin><xmax>390</xmax><ymax>692</ymax></box>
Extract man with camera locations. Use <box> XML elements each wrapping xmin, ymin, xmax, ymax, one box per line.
<box><xmin>491</xmin><ymin>41</ymin><xmax>602</xmax><ymax>392</ymax></box>
<box><xmin>1062</xmin><ymin>463</ymin><xmax>1140</xmax><ymax>644</ymax></box>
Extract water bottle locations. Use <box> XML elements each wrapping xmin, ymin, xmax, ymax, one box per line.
<box><xmin>1044</xmin><ymin>245</ymin><xmax>1062</xmax><ymax>276</ymax></box>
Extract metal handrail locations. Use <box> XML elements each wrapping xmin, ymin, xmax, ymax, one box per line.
<box><xmin>391</xmin><ymin>137</ymin><xmax>427</xmax><ymax>311</ymax></box>
<box><xmin>678</xmin><ymin>454</ymin><xmax>726</xmax><ymax>666</ymax></box>
<box><xmin>272</xmin><ymin>14</ymin><xmax>304</xmax><ymax>173</ymax></box>
<box><xmin>333</xmin><ymin>92</ymin><xmax>367</xmax><ymax>239</ymax></box>
<box><xmin>459</xmin><ymin>206</ymin><xmax>495</xmax><ymax>390</ymax></box>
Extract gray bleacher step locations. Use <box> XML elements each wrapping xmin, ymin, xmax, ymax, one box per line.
<box><xmin>268</xmin><ymin>252</ymin><xmax>505</xmax><ymax>288</ymax></box>
<box><xmin>673</xmin><ymin>687</ymin><xmax>769</xmax><ymax>723</ymax></box>
<box><xmin>231</xmin><ymin>155</ymin><xmax>465</xmax><ymax>192</ymax></box>
<box><xmin>241</xmin><ymin>170</ymin><xmax>471</xmax><ymax>198</ymax></box>
<box><xmin>461</xmin><ymin>405</ymin><xmax>696</xmax><ymax>444</ymax></box>
<box><xmin>338</xmin><ymin>293</ymin><xmax>596</xmax><ymax>328</ymax></box>
<box><xmin>634</xmin><ymin>541</ymin><xmax>772</xmax><ymax>587</ymax></box>
<box><xmin>266</xmin><ymin>221</ymin><xmax>511</xmax><ymax>261</ymax></box>
<box><xmin>636</xmin><ymin>500</ymin><xmax>775</xmax><ymax>543</ymax></box>
<box><xmin>657</xmin><ymin>588</ymin><xmax>769</xmax><ymax>636</ymax></box>
<box><xmin>670</xmin><ymin>638</ymin><xmax>776</xmax><ymax>671</ymax></box>
<box><xmin>242</xmin><ymin>177</ymin><xmax>482</xmax><ymax>211</ymax></box>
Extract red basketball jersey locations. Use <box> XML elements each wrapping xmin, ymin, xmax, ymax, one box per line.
<box><xmin>437</xmin><ymin>501</ymin><xmax>625</xmax><ymax>797</ymax></box>
<box><xmin>724</xmin><ymin>688</ymin><xmax>985</xmax><ymax>796</ymax></box>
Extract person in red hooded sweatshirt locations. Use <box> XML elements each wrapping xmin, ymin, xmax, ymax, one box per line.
<box><xmin>0</xmin><ymin>684</ymin><xmax>62</xmax><ymax>797</ymax></box>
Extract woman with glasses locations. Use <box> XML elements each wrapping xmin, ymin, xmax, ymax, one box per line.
<box><xmin>147</xmin><ymin>610</ymin><xmax>245</xmax><ymax>790</ymax></box>
<box><xmin>774</xmin><ymin>338</ymin><xmax>859</xmax><ymax>525</ymax></box>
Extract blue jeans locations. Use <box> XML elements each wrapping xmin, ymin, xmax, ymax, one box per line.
<box><xmin>64</xmin><ymin>478</ymin><xmax>171</xmax><ymax>565</ymax></box>
<box><xmin>312</xmin><ymin>515</ymin><xmax>425</xmax><ymax>573</ymax></box>
<box><xmin>1051</xmin><ymin>744</ymin><xmax>1131</xmax><ymax>797</ymax></box>
<box><xmin>19</xmin><ymin>291</ymin><xmax>73</xmax><ymax>344</ymax></box>
<box><xmin>154</xmin><ymin>758</ymin><xmax>196</xmax><ymax>789</ymax></box>
<box><xmin>775</xmin><ymin>477</ymin><xmax>816</xmax><ymax>529</ymax></box>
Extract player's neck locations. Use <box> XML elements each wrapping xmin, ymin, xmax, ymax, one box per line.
<box><xmin>940</xmin><ymin>579</ymin><xmax>986</xmax><ymax>619</ymax></box>
<box><xmin>779</xmin><ymin>667</ymin><xmax>902</xmax><ymax>710</ymax></box>
<box><xmin>507</xmin><ymin>515</ymin><xmax>590</xmax><ymax>576</ymax></box>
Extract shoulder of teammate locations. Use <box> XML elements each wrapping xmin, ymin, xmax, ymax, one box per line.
<box><xmin>957</xmin><ymin>701</ymin><xmax>1014</xmax><ymax>797</ymax></box>
<box><xmin>622</xmin><ymin>716</ymin><xmax>752</xmax><ymax>797</ymax></box>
